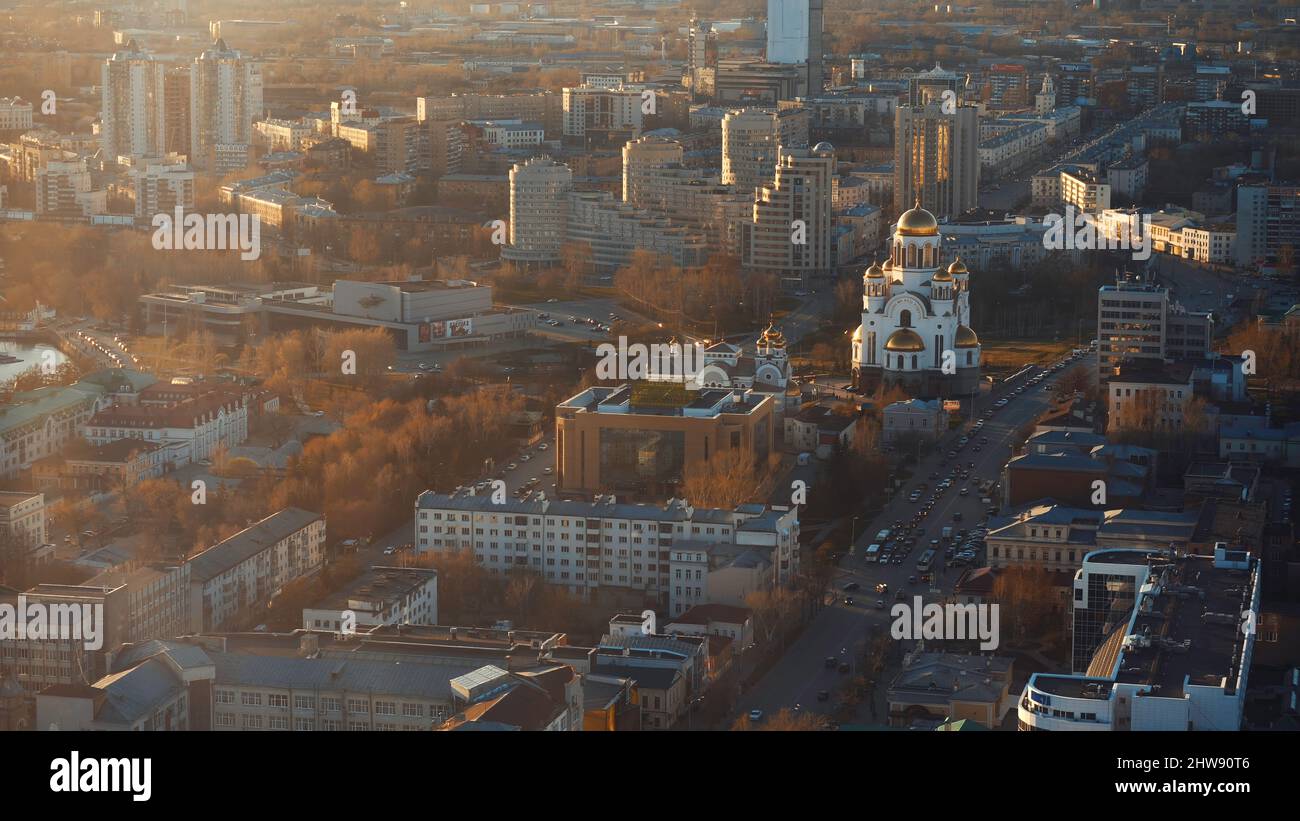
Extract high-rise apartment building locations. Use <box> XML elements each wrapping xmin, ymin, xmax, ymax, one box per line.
<box><xmin>986</xmin><ymin>64</ymin><xmax>1029</xmax><ymax>109</ymax></box>
<box><xmin>1235</xmin><ymin>184</ymin><xmax>1300</xmax><ymax>269</ymax></box>
<box><xmin>622</xmin><ymin>135</ymin><xmax>684</xmax><ymax>207</ymax></box>
<box><xmin>133</xmin><ymin>160</ymin><xmax>195</xmax><ymax>218</ymax></box>
<box><xmin>893</xmin><ymin>95</ymin><xmax>979</xmax><ymax>220</ymax></box>
<box><xmin>742</xmin><ymin>143</ymin><xmax>835</xmax><ymax>288</ymax></box>
<box><xmin>100</xmin><ymin>40</ymin><xmax>167</xmax><ymax>162</ymax></box>
<box><xmin>722</xmin><ymin>107</ymin><xmax>810</xmax><ymax>198</ymax></box>
<box><xmin>189</xmin><ymin>38</ymin><xmax>262</xmax><ymax>172</ymax></box>
<box><xmin>686</xmin><ymin>17</ymin><xmax>718</xmax><ymax>98</ymax></box>
<box><xmin>503</xmin><ymin>156</ymin><xmax>573</xmax><ymax>265</ymax></box>
<box><xmin>562</xmin><ymin>85</ymin><xmax>643</xmax><ymax>148</ymax></box>
<box><xmin>35</xmin><ymin>159</ymin><xmax>102</xmax><ymax>216</ymax></box>
<box><xmin>162</xmin><ymin>66</ymin><xmax>192</xmax><ymax>158</ymax></box>
<box><xmin>766</xmin><ymin>0</ymin><xmax>823</xmax><ymax>96</ymax></box>
<box><xmin>1055</xmin><ymin>63</ymin><xmax>1094</xmax><ymax>106</ymax></box>
<box><xmin>1125</xmin><ymin>65</ymin><xmax>1164</xmax><ymax>108</ymax></box>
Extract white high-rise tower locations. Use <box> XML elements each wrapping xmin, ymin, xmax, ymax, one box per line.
<box><xmin>766</xmin><ymin>0</ymin><xmax>824</xmax><ymax>96</ymax></box>
<box><xmin>190</xmin><ymin>39</ymin><xmax>263</xmax><ymax>172</ymax></box>
<box><xmin>100</xmin><ymin>40</ymin><xmax>166</xmax><ymax>163</ymax></box>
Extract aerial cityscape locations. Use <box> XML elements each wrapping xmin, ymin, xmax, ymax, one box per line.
<box><xmin>0</xmin><ymin>0</ymin><xmax>1296</xmax><ymax>771</ymax></box>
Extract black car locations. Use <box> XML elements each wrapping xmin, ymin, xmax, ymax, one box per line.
<box><xmin>817</xmin><ymin>690</ymin><xmax>831</xmax><ymax>701</ymax></box>
<box><xmin>838</xmin><ymin>662</ymin><xmax>850</xmax><ymax>674</ymax></box>
<box><xmin>842</xmin><ymin>581</ymin><xmax>860</xmax><ymax>591</ymax></box>
<box><xmin>824</xmin><ymin>656</ymin><xmax>837</xmax><ymax>669</ymax></box>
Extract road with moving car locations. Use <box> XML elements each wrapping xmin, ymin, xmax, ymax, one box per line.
<box><xmin>736</xmin><ymin>349</ymin><xmax>1093</xmax><ymax>725</ymax></box>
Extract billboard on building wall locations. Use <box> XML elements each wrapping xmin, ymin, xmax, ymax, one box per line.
<box><xmin>448</xmin><ymin>318</ymin><xmax>472</xmax><ymax>337</ymax></box>
<box><xmin>418</xmin><ymin>323</ymin><xmax>432</xmax><ymax>343</ymax></box>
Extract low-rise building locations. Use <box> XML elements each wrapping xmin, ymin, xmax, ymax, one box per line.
<box><xmin>36</xmin><ymin>625</ymin><xmax>570</xmax><ymax>731</ymax></box>
<box><xmin>888</xmin><ymin>651</ymin><xmax>1015</xmax><ymax>729</ymax></box>
<box><xmin>883</xmin><ymin>398</ymin><xmax>946</xmax><ymax>446</ymax></box>
<box><xmin>0</xmin><ymin>491</ymin><xmax>46</xmax><ymax>554</ymax></box>
<box><xmin>986</xmin><ymin>503</ymin><xmax>1199</xmax><ymax>574</ymax></box>
<box><xmin>186</xmin><ymin>507</ymin><xmax>326</xmax><ymax>632</ymax></box>
<box><xmin>784</xmin><ymin>404</ymin><xmax>857</xmax><ymax>458</ymax></box>
<box><xmin>303</xmin><ymin>566</ymin><xmax>438</xmax><ymax>632</ymax></box>
<box><xmin>82</xmin><ymin>391</ymin><xmax>249</xmax><ymax>465</ymax></box>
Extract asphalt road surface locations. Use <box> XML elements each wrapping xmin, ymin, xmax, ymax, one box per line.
<box><xmin>737</xmin><ymin>350</ymin><xmax>1093</xmax><ymax>723</ymax></box>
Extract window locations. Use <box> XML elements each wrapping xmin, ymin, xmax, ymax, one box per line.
<box><xmin>215</xmin><ymin>712</ymin><xmax>235</xmax><ymax>727</ymax></box>
<box><xmin>375</xmin><ymin>701</ymin><xmax>398</xmax><ymax>716</ymax></box>
<box><xmin>294</xmin><ymin>695</ymin><xmax>316</xmax><ymax>711</ymax></box>
<box><xmin>215</xmin><ymin>689</ymin><xmax>235</xmax><ymax>704</ymax></box>
<box><xmin>268</xmin><ymin>694</ymin><xmax>289</xmax><ymax>709</ymax></box>
<box><xmin>241</xmin><ymin>692</ymin><xmax>263</xmax><ymax>706</ymax></box>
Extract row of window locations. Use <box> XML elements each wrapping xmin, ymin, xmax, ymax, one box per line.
<box><xmin>213</xmin><ymin>690</ymin><xmax>431</xmax><ymax>717</ymax></box>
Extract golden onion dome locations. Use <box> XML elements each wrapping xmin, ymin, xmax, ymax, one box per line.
<box><xmin>851</xmin><ymin>325</ymin><xmax>863</xmax><ymax>342</ymax></box>
<box><xmin>759</xmin><ymin>322</ymin><xmax>786</xmax><ymax>347</ymax></box>
<box><xmin>884</xmin><ymin>327</ymin><xmax>926</xmax><ymax>352</ymax></box>
<box><xmin>897</xmin><ymin>201</ymin><xmax>940</xmax><ymax>237</ymax></box>
<box><xmin>865</xmin><ymin>259</ymin><xmax>884</xmax><ymax>279</ymax></box>
<box><xmin>932</xmin><ymin>267</ymin><xmax>954</xmax><ymax>282</ymax></box>
<box><xmin>954</xmin><ymin>325</ymin><xmax>980</xmax><ymax>348</ymax></box>
<box><xmin>948</xmin><ymin>257</ymin><xmax>969</xmax><ymax>275</ymax></box>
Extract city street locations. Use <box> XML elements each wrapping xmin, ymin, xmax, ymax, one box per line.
<box><xmin>735</xmin><ymin>351</ymin><xmax>1092</xmax><ymax>724</ymax></box>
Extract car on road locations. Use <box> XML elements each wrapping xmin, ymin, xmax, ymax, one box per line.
<box><xmin>908</xmin><ymin>575</ymin><xmax>917</xmax><ymax>585</ymax></box>
<box><xmin>824</xmin><ymin>656</ymin><xmax>837</xmax><ymax>669</ymax></box>
<box><xmin>843</xmin><ymin>596</ymin><xmax>855</xmax><ymax>605</ymax></box>
<box><xmin>875</xmin><ymin>582</ymin><xmax>888</xmax><ymax>593</ymax></box>
<box><xmin>875</xmin><ymin>599</ymin><xmax>886</xmax><ymax>609</ymax></box>
<box><xmin>520</xmin><ymin>454</ymin><xmax>531</xmax><ymax>462</ymax></box>
<box><xmin>817</xmin><ymin>690</ymin><xmax>830</xmax><ymax>701</ymax></box>
<box><xmin>383</xmin><ymin>546</ymin><xmax>395</xmax><ymax>555</ymax></box>
<box><xmin>842</xmin><ymin>581</ymin><xmax>860</xmax><ymax>591</ymax></box>
<box><xmin>543</xmin><ymin>467</ymin><xmax>554</xmax><ymax>475</ymax></box>
<box><xmin>505</xmin><ymin>463</ymin><xmax>518</xmax><ymax>471</ymax></box>
<box><xmin>837</xmin><ymin>662</ymin><xmax>850</xmax><ymax>674</ymax></box>
<box><xmin>749</xmin><ymin>709</ymin><xmax>763</xmax><ymax>722</ymax></box>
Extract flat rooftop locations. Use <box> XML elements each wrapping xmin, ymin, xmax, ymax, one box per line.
<box><xmin>312</xmin><ymin>566</ymin><xmax>437</xmax><ymax>611</ymax></box>
<box><xmin>1113</xmin><ymin>554</ymin><xmax>1256</xmax><ymax>698</ymax></box>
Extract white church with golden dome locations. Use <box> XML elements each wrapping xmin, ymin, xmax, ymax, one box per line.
<box><xmin>851</xmin><ymin>203</ymin><xmax>982</xmax><ymax>396</ymax></box>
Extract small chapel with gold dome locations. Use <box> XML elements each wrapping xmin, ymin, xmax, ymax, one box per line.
<box><xmin>850</xmin><ymin>203</ymin><xmax>982</xmax><ymax>396</ymax></box>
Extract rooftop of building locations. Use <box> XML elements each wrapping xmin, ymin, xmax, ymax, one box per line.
<box><xmin>559</xmin><ymin>384</ymin><xmax>769</xmax><ymax>418</ymax></box>
<box><xmin>666</xmin><ymin>603</ymin><xmax>753</xmax><ymax>626</ymax></box>
<box><xmin>186</xmin><ymin>508</ymin><xmax>322</xmax><ymax>583</ymax></box>
<box><xmin>309</xmin><ymin>566</ymin><xmax>437</xmax><ymax>612</ymax></box>
<box><xmin>1106</xmin><ymin>552</ymin><xmax>1258</xmax><ymax>698</ymax></box>
<box><xmin>0</xmin><ymin>490</ymin><xmax>41</xmax><ymax>507</ymax></box>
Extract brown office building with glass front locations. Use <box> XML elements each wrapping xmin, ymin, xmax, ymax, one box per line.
<box><xmin>555</xmin><ymin>383</ymin><xmax>774</xmax><ymax>501</ymax></box>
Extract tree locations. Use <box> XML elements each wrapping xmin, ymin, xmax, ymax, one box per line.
<box><xmin>991</xmin><ymin>566</ymin><xmax>1061</xmax><ymax>648</ymax></box>
<box><xmin>680</xmin><ymin>448</ymin><xmax>763</xmax><ymax>509</ymax></box>
<box><xmin>732</xmin><ymin>708</ymin><xmax>829</xmax><ymax>731</ymax></box>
